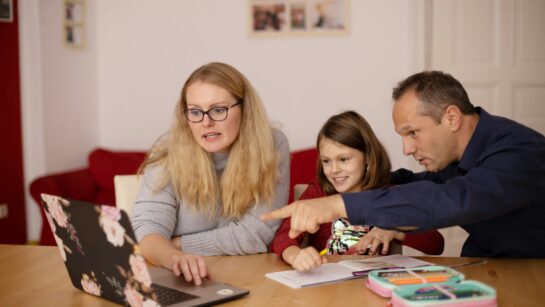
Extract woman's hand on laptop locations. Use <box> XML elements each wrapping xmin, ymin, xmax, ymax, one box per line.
<box><xmin>170</xmin><ymin>252</ymin><xmax>208</xmax><ymax>286</ymax></box>
<box><xmin>139</xmin><ymin>234</ymin><xmax>208</xmax><ymax>286</ymax></box>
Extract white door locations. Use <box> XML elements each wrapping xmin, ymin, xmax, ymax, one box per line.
<box><xmin>404</xmin><ymin>0</ymin><xmax>545</xmax><ymax>257</ymax></box>
<box><xmin>431</xmin><ymin>0</ymin><xmax>545</xmax><ymax>134</ymax></box>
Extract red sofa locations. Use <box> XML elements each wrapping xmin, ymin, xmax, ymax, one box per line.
<box><xmin>30</xmin><ymin>147</ymin><xmax>318</xmax><ymax>245</ymax></box>
<box><xmin>30</xmin><ymin>149</ymin><xmax>147</xmax><ymax>245</ymax></box>
<box><xmin>288</xmin><ymin>147</ymin><xmax>318</xmax><ymax>203</ymax></box>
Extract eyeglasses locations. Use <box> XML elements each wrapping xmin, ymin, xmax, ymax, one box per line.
<box><xmin>183</xmin><ymin>101</ymin><xmax>242</xmax><ymax>123</ymax></box>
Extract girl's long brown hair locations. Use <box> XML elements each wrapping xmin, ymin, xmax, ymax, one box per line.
<box><xmin>316</xmin><ymin>111</ymin><xmax>391</xmax><ymax>195</ymax></box>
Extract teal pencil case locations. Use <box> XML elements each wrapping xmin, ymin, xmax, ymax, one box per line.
<box><xmin>366</xmin><ymin>266</ymin><xmax>464</xmax><ymax>298</ymax></box>
<box><xmin>390</xmin><ymin>280</ymin><xmax>497</xmax><ymax>307</ymax></box>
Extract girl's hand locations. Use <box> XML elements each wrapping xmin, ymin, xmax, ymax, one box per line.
<box><xmin>291</xmin><ymin>246</ymin><xmax>327</xmax><ymax>272</ymax></box>
<box><xmin>353</xmin><ymin>228</ymin><xmax>405</xmax><ymax>255</ymax></box>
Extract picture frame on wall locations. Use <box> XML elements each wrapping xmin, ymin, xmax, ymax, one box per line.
<box><xmin>249</xmin><ymin>0</ymin><xmax>349</xmax><ymax>37</ymax></box>
<box><xmin>64</xmin><ymin>0</ymin><xmax>85</xmax><ymax>48</ymax></box>
<box><xmin>0</xmin><ymin>0</ymin><xmax>13</xmax><ymax>23</ymax></box>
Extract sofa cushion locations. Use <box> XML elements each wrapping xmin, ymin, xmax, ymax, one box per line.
<box><xmin>88</xmin><ymin>148</ymin><xmax>147</xmax><ymax>193</ymax></box>
<box><xmin>289</xmin><ymin>148</ymin><xmax>318</xmax><ymax>202</ymax></box>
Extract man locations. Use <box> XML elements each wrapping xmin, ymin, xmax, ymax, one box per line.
<box><xmin>263</xmin><ymin>71</ymin><xmax>545</xmax><ymax>257</ymax></box>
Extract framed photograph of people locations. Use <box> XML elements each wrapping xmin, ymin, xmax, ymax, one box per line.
<box><xmin>0</xmin><ymin>0</ymin><xmax>13</xmax><ymax>23</ymax></box>
<box><xmin>63</xmin><ymin>0</ymin><xmax>85</xmax><ymax>48</ymax></box>
<box><xmin>249</xmin><ymin>0</ymin><xmax>349</xmax><ymax>37</ymax></box>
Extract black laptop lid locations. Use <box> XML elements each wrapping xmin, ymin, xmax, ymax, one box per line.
<box><xmin>41</xmin><ymin>194</ymin><xmax>161</xmax><ymax>305</ymax></box>
<box><xmin>41</xmin><ymin>194</ymin><xmax>249</xmax><ymax>307</ymax></box>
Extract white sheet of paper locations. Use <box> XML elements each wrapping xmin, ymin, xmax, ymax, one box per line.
<box><xmin>265</xmin><ymin>263</ymin><xmax>357</xmax><ymax>288</ymax></box>
<box><xmin>265</xmin><ymin>254</ymin><xmax>433</xmax><ymax>289</ymax></box>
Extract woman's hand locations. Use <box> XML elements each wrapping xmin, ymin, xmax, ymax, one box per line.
<box><xmin>353</xmin><ymin>228</ymin><xmax>405</xmax><ymax>255</ymax></box>
<box><xmin>139</xmin><ymin>234</ymin><xmax>208</xmax><ymax>285</ymax></box>
<box><xmin>169</xmin><ymin>236</ymin><xmax>207</xmax><ymax>284</ymax></box>
<box><xmin>169</xmin><ymin>252</ymin><xmax>208</xmax><ymax>285</ymax></box>
<box><xmin>283</xmin><ymin>246</ymin><xmax>327</xmax><ymax>272</ymax></box>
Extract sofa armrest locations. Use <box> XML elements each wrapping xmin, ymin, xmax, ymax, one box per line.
<box><xmin>289</xmin><ymin>148</ymin><xmax>319</xmax><ymax>203</ymax></box>
<box><xmin>30</xmin><ymin>168</ymin><xmax>97</xmax><ymax>204</ymax></box>
<box><xmin>29</xmin><ymin>168</ymin><xmax>97</xmax><ymax>245</ymax></box>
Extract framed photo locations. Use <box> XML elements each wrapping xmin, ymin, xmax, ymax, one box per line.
<box><xmin>249</xmin><ymin>0</ymin><xmax>349</xmax><ymax>37</ymax></box>
<box><xmin>64</xmin><ymin>0</ymin><xmax>85</xmax><ymax>48</ymax></box>
<box><xmin>0</xmin><ymin>0</ymin><xmax>13</xmax><ymax>23</ymax></box>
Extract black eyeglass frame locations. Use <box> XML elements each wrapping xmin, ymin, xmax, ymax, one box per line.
<box><xmin>183</xmin><ymin>101</ymin><xmax>242</xmax><ymax>123</ymax></box>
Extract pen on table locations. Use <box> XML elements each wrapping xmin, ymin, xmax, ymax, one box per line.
<box><xmin>352</xmin><ymin>266</ymin><xmax>404</xmax><ymax>277</ymax></box>
<box><xmin>319</xmin><ymin>248</ymin><xmax>328</xmax><ymax>256</ymax></box>
<box><xmin>449</xmin><ymin>260</ymin><xmax>488</xmax><ymax>269</ymax></box>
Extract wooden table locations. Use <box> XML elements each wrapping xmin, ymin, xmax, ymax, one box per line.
<box><xmin>1</xmin><ymin>244</ymin><xmax>544</xmax><ymax>306</ymax></box>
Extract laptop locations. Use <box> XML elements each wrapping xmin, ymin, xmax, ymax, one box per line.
<box><xmin>40</xmin><ymin>193</ymin><xmax>249</xmax><ymax>306</ymax></box>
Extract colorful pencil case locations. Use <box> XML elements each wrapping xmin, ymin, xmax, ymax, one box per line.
<box><xmin>391</xmin><ymin>280</ymin><xmax>497</xmax><ymax>307</ymax></box>
<box><xmin>366</xmin><ymin>266</ymin><xmax>464</xmax><ymax>298</ymax></box>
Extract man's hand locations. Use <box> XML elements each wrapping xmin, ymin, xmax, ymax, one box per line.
<box><xmin>261</xmin><ymin>194</ymin><xmax>347</xmax><ymax>238</ymax></box>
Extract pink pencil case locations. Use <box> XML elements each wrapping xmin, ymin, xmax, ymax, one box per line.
<box><xmin>366</xmin><ymin>266</ymin><xmax>464</xmax><ymax>298</ymax></box>
<box><xmin>390</xmin><ymin>280</ymin><xmax>497</xmax><ymax>307</ymax></box>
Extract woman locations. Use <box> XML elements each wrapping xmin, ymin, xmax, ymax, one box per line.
<box><xmin>271</xmin><ymin>111</ymin><xmax>444</xmax><ymax>271</ymax></box>
<box><xmin>132</xmin><ymin>62</ymin><xmax>290</xmax><ymax>284</ymax></box>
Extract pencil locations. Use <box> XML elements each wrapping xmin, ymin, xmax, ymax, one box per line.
<box><xmin>319</xmin><ymin>248</ymin><xmax>328</xmax><ymax>256</ymax></box>
<box><xmin>386</xmin><ymin>273</ymin><xmax>450</xmax><ymax>281</ymax></box>
<box><xmin>390</xmin><ymin>276</ymin><xmax>449</xmax><ymax>285</ymax></box>
<box><xmin>449</xmin><ymin>260</ymin><xmax>488</xmax><ymax>269</ymax></box>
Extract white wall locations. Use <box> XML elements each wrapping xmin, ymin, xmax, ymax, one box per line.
<box><xmin>95</xmin><ymin>0</ymin><xmax>419</xmax><ymax>171</ymax></box>
<box><xmin>21</xmin><ymin>0</ymin><xmax>423</xmax><ymax>241</ymax></box>
<box><xmin>20</xmin><ymin>0</ymin><xmax>100</xmax><ymax>242</ymax></box>
<box><xmin>20</xmin><ymin>0</ymin><xmax>45</xmax><ymax>245</ymax></box>
<box><xmin>40</xmin><ymin>0</ymin><xmax>99</xmax><ymax>172</ymax></box>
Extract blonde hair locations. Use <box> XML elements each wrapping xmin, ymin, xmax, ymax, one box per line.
<box><xmin>140</xmin><ymin>62</ymin><xmax>278</xmax><ymax>219</ymax></box>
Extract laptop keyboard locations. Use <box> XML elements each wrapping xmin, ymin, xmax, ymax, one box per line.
<box><xmin>151</xmin><ymin>283</ymin><xmax>199</xmax><ymax>306</ymax></box>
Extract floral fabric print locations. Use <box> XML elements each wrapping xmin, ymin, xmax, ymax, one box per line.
<box><xmin>99</xmin><ymin>205</ymin><xmax>126</xmax><ymax>247</ymax></box>
<box><xmin>81</xmin><ymin>272</ymin><xmax>102</xmax><ymax>296</ymax></box>
<box><xmin>130</xmin><ymin>253</ymin><xmax>152</xmax><ymax>288</ymax></box>
<box><xmin>43</xmin><ymin>194</ymin><xmax>69</xmax><ymax>228</ymax></box>
<box><xmin>326</xmin><ymin>218</ymin><xmax>372</xmax><ymax>254</ymax></box>
<box><xmin>41</xmin><ymin>194</ymin><xmax>160</xmax><ymax>306</ymax></box>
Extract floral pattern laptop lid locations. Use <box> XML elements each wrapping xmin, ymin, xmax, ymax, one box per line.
<box><xmin>41</xmin><ymin>194</ymin><xmax>162</xmax><ymax>306</ymax></box>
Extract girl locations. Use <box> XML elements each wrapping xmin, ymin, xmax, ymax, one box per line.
<box><xmin>132</xmin><ymin>62</ymin><xmax>290</xmax><ymax>284</ymax></box>
<box><xmin>271</xmin><ymin>111</ymin><xmax>443</xmax><ymax>271</ymax></box>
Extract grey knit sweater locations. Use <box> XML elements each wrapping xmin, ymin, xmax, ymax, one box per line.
<box><xmin>131</xmin><ymin>129</ymin><xmax>290</xmax><ymax>256</ymax></box>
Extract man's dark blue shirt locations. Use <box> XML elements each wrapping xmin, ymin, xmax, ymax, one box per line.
<box><xmin>343</xmin><ymin>108</ymin><xmax>545</xmax><ymax>257</ymax></box>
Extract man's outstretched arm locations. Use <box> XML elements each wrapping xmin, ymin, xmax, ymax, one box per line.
<box><xmin>261</xmin><ymin>194</ymin><xmax>347</xmax><ymax>239</ymax></box>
